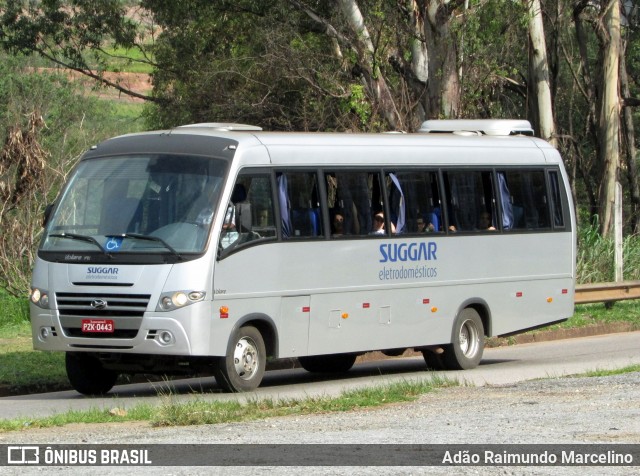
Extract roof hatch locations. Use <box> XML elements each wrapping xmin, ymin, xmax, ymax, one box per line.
<box><xmin>178</xmin><ymin>123</ymin><xmax>262</xmax><ymax>131</ymax></box>
<box><xmin>418</xmin><ymin>119</ymin><xmax>534</xmax><ymax>136</ymax></box>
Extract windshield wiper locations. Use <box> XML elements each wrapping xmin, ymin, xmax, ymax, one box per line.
<box><xmin>49</xmin><ymin>233</ymin><xmax>111</xmax><ymax>257</ymax></box>
<box><xmin>121</xmin><ymin>233</ymin><xmax>183</xmax><ymax>260</ymax></box>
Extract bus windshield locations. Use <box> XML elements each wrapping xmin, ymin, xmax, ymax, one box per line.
<box><xmin>41</xmin><ymin>154</ymin><xmax>227</xmax><ymax>257</ymax></box>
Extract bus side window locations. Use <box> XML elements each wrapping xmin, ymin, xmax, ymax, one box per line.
<box><xmin>389</xmin><ymin>170</ymin><xmax>442</xmax><ymax>233</ymax></box>
<box><xmin>326</xmin><ymin>170</ymin><xmax>380</xmax><ymax>237</ymax></box>
<box><xmin>548</xmin><ymin>170</ymin><xmax>565</xmax><ymax>228</ymax></box>
<box><xmin>500</xmin><ymin>170</ymin><xmax>550</xmax><ymax>230</ymax></box>
<box><xmin>444</xmin><ymin>170</ymin><xmax>496</xmax><ymax>232</ymax></box>
<box><xmin>220</xmin><ymin>172</ymin><xmax>276</xmax><ymax>251</ymax></box>
<box><xmin>279</xmin><ymin>171</ymin><xmax>323</xmax><ymax>238</ymax></box>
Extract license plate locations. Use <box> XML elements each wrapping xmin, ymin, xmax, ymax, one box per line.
<box><xmin>81</xmin><ymin>319</ymin><xmax>114</xmax><ymax>333</ymax></box>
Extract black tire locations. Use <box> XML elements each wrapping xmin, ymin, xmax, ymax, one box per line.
<box><xmin>443</xmin><ymin>307</ymin><xmax>485</xmax><ymax>370</ymax></box>
<box><xmin>421</xmin><ymin>349</ymin><xmax>445</xmax><ymax>370</ymax></box>
<box><xmin>298</xmin><ymin>353</ymin><xmax>357</xmax><ymax>373</ymax></box>
<box><xmin>65</xmin><ymin>352</ymin><xmax>118</xmax><ymax>396</ymax></box>
<box><xmin>214</xmin><ymin>326</ymin><xmax>266</xmax><ymax>392</ymax></box>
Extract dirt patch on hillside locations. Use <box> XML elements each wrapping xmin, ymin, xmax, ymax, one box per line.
<box><xmin>34</xmin><ymin>68</ymin><xmax>152</xmax><ymax>102</ymax></box>
<box><xmin>94</xmin><ymin>71</ymin><xmax>153</xmax><ymax>102</ymax></box>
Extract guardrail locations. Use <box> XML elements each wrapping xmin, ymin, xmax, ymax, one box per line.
<box><xmin>575</xmin><ymin>280</ymin><xmax>640</xmax><ymax>304</ymax></box>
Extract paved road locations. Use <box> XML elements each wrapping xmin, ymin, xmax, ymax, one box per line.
<box><xmin>1</xmin><ymin>331</ymin><xmax>639</xmax><ymax>421</ymax></box>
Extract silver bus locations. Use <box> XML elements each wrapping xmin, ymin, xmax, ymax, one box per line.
<box><xmin>30</xmin><ymin>120</ymin><xmax>576</xmax><ymax>394</ymax></box>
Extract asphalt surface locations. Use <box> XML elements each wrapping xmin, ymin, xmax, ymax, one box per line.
<box><xmin>1</xmin><ymin>331</ymin><xmax>639</xmax><ymax>421</ymax></box>
<box><xmin>0</xmin><ymin>334</ymin><xmax>639</xmax><ymax>476</ymax></box>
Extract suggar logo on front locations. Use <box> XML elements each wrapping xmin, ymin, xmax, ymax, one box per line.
<box><xmin>87</xmin><ymin>267</ymin><xmax>119</xmax><ymax>275</ymax></box>
<box><xmin>85</xmin><ymin>267</ymin><xmax>119</xmax><ymax>280</ymax></box>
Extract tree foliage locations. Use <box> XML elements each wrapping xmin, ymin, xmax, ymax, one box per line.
<box><xmin>0</xmin><ymin>55</ymin><xmax>140</xmax><ymax>295</ymax></box>
<box><xmin>0</xmin><ymin>0</ymin><xmax>639</xmax><ymax>238</ymax></box>
<box><xmin>0</xmin><ymin>0</ymin><xmax>155</xmax><ymax>101</ymax></box>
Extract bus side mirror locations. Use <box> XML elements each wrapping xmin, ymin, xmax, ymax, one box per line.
<box><xmin>42</xmin><ymin>204</ymin><xmax>54</xmax><ymax>228</ymax></box>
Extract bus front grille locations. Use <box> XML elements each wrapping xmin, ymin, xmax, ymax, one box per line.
<box><xmin>56</xmin><ymin>292</ymin><xmax>151</xmax><ymax>339</ymax></box>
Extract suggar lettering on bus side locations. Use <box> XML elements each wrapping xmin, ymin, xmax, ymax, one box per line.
<box><xmin>379</xmin><ymin>241</ymin><xmax>437</xmax><ymax>263</ymax></box>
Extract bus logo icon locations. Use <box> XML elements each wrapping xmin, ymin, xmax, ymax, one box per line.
<box><xmin>8</xmin><ymin>446</ymin><xmax>39</xmax><ymax>464</ymax></box>
<box><xmin>91</xmin><ymin>299</ymin><xmax>108</xmax><ymax>310</ymax></box>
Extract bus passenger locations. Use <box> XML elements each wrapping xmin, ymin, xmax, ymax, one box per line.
<box><xmin>417</xmin><ymin>216</ymin><xmax>435</xmax><ymax>233</ymax></box>
<box><xmin>371</xmin><ymin>213</ymin><xmax>385</xmax><ymax>235</ymax></box>
<box><xmin>371</xmin><ymin>212</ymin><xmax>396</xmax><ymax>235</ymax></box>
<box><xmin>479</xmin><ymin>211</ymin><xmax>496</xmax><ymax>231</ymax></box>
<box><xmin>257</xmin><ymin>207</ymin><xmax>270</xmax><ymax>227</ymax></box>
<box><xmin>332</xmin><ymin>212</ymin><xmax>344</xmax><ymax>236</ymax></box>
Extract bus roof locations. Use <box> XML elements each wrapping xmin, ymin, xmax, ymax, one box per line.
<box><xmin>84</xmin><ymin>122</ymin><xmax>558</xmax><ymax>167</ymax></box>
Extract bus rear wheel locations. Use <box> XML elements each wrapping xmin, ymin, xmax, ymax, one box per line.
<box><xmin>298</xmin><ymin>353</ymin><xmax>357</xmax><ymax>373</ymax></box>
<box><xmin>214</xmin><ymin>325</ymin><xmax>266</xmax><ymax>392</ymax></box>
<box><xmin>65</xmin><ymin>352</ymin><xmax>118</xmax><ymax>396</ymax></box>
<box><xmin>443</xmin><ymin>308</ymin><xmax>485</xmax><ymax>370</ymax></box>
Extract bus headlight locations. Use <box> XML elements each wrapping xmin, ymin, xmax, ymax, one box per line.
<box><xmin>157</xmin><ymin>290</ymin><xmax>206</xmax><ymax>311</ymax></box>
<box><xmin>173</xmin><ymin>292</ymin><xmax>188</xmax><ymax>307</ymax></box>
<box><xmin>30</xmin><ymin>288</ymin><xmax>50</xmax><ymax>309</ymax></box>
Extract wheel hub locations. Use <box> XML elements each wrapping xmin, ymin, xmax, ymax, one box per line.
<box><xmin>233</xmin><ymin>337</ymin><xmax>259</xmax><ymax>380</ymax></box>
<box><xmin>459</xmin><ymin>319</ymin><xmax>479</xmax><ymax>357</ymax></box>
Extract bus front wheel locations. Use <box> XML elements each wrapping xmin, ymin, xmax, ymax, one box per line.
<box><xmin>214</xmin><ymin>326</ymin><xmax>266</xmax><ymax>392</ymax></box>
<box><xmin>65</xmin><ymin>352</ymin><xmax>118</xmax><ymax>396</ymax></box>
<box><xmin>443</xmin><ymin>308</ymin><xmax>485</xmax><ymax>370</ymax></box>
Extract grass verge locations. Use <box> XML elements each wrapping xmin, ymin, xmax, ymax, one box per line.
<box><xmin>578</xmin><ymin>364</ymin><xmax>640</xmax><ymax>378</ymax></box>
<box><xmin>0</xmin><ymin>377</ymin><xmax>455</xmax><ymax>432</ymax></box>
<box><xmin>0</xmin><ymin>332</ymin><xmax>67</xmax><ymax>394</ymax></box>
<box><xmin>1</xmin><ymin>366</ymin><xmax>638</xmax><ymax>433</ymax></box>
<box><xmin>539</xmin><ymin>300</ymin><xmax>640</xmax><ymax>330</ymax></box>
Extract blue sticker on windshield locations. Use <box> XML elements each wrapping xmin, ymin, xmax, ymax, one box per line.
<box><xmin>105</xmin><ymin>236</ymin><xmax>124</xmax><ymax>252</ymax></box>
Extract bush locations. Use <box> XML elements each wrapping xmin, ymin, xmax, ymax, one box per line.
<box><xmin>576</xmin><ymin>220</ymin><xmax>640</xmax><ymax>284</ymax></box>
<box><xmin>0</xmin><ymin>288</ymin><xmax>28</xmax><ymax>326</ymax></box>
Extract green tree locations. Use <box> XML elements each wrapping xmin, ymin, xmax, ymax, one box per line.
<box><xmin>0</xmin><ymin>55</ymin><xmax>137</xmax><ymax>295</ymax></box>
<box><xmin>0</xmin><ymin>0</ymin><xmax>156</xmax><ymax>101</ymax></box>
<box><xmin>2</xmin><ymin>0</ymin><xmax>639</xmax><ymax>236</ymax></box>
